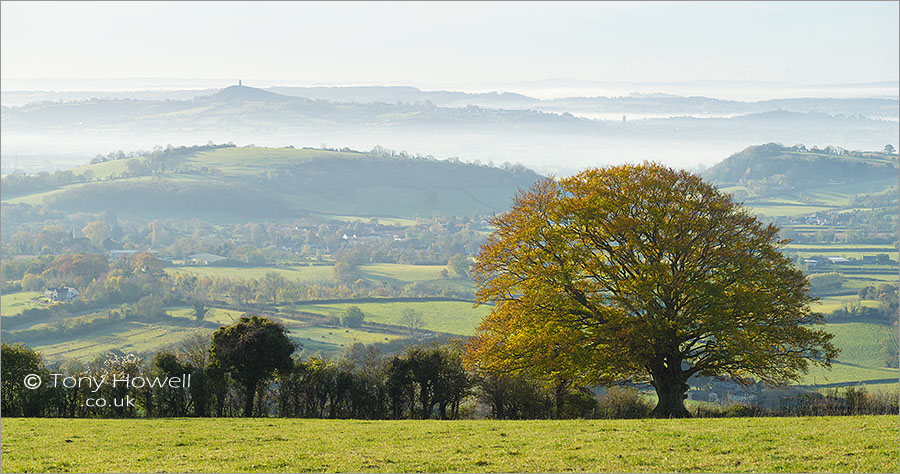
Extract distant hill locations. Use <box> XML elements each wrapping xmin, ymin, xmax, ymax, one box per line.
<box><xmin>266</xmin><ymin>86</ymin><xmax>535</xmax><ymax>108</ymax></box>
<box><xmin>3</xmin><ymin>147</ymin><xmax>543</xmax><ymax>219</ymax></box>
<box><xmin>3</xmin><ymin>85</ymin><xmax>898</xmax><ymax>177</ymax></box>
<box><xmin>703</xmin><ymin>143</ymin><xmax>898</xmax><ymax>188</ymax></box>
<box><xmin>203</xmin><ymin>85</ymin><xmax>301</xmax><ymax>103</ymax></box>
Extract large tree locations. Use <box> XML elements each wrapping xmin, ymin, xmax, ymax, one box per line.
<box><xmin>210</xmin><ymin>315</ymin><xmax>296</xmax><ymax>416</ymax></box>
<box><xmin>465</xmin><ymin>163</ymin><xmax>837</xmax><ymax>418</ymax></box>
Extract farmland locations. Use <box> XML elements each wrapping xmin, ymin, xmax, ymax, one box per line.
<box><xmin>286</xmin><ymin>300</ymin><xmax>491</xmax><ymax>336</ymax></box>
<box><xmin>19</xmin><ymin>320</ymin><xmax>210</xmax><ymax>362</ymax></box>
<box><xmin>1</xmin><ymin>143</ymin><xmax>897</xmax><ymax>402</ymax></box>
<box><xmin>3</xmin><ymin>416</ymin><xmax>896</xmax><ymax>473</ymax></box>
<box><xmin>0</xmin><ymin>290</ymin><xmax>43</xmax><ymax>316</ymax></box>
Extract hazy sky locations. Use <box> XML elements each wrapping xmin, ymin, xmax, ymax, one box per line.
<box><xmin>2</xmin><ymin>1</ymin><xmax>898</xmax><ymax>90</ymax></box>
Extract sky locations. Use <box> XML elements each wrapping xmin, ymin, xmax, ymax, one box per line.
<box><xmin>2</xmin><ymin>1</ymin><xmax>898</xmax><ymax>93</ymax></box>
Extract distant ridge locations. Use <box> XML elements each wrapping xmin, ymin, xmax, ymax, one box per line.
<box><xmin>702</xmin><ymin>143</ymin><xmax>897</xmax><ymax>187</ymax></box>
<box><xmin>204</xmin><ymin>85</ymin><xmax>298</xmax><ymax>103</ymax></box>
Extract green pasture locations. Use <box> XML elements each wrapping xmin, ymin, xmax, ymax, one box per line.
<box><xmin>69</xmin><ymin>158</ymin><xmax>135</xmax><ymax>180</ymax></box>
<box><xmin>784</xmin><ymin>243</ymin><xmax>897</xmax><ymax>251</ymax></box>
<box><xmin>790</xmin><ymin>320</ymin><xmax>897</xmax><ymax>386</ymax></box>
<box><xmin>288</xmin><ymin>300</ymin><xmax>490</xmax><ymax>336</ymax></box>
<box><xmin>809</xmin><ymin>177</ymin><xmax>897</xmax><ymax>199</ymax></box>
<box><xmin>849</xmin><ymin>273</ymin><xmax>900</xmax><ymax>282</ymax></box>
<box><xmin>747</xmin><ymin>204</ymin><xmax>836</xmax><ymax>217</ymax></box>
<box><xmin>166</xmin><ymin>264</ymin><xmax>336</xmax><ymax>283</ymax></box>
<box><xmin>823</xmin><ymin>322</ymin><xmax>895</xmax><ymax>368</ymax></box>
<box><xmin>813</xmin><ymin>297</ymin><xmax>882</xmax><ymax>314</ymax></box>
<box><xmin>26</xmin><ymin>321</ymin><xmax>212</xmax><ymax>362</ymax></box>
<box><xmin>3</xmin><ymin>416</ymin><xmax>896</xmax><ymax>472</ymax></box>
<box><xmin>169</xmin><ymin>306</ymin><xmax>245</xmax><ymax>326</ymax></box>
<box><xmin>3</xmin><ymin>175</ymin><xmax>199</xmax><ymax>206</ymax></box>
<box><xmin>284</xmin><ymin>324</ymin><xmax>406</xmax><ymax>357</ymax></box>
<box><xmin>800</xmin><ymin>362</ymin><xmax>897</xmax><ymax>386</ymax></box>
<box><xmin>1</xmin><ymin>291</ymin><xmax>44</xmax><ymax>317</ymax></box>
<box><xmin>358</xmin><ymin>263</ymin><xmax>449</xmax><ymax>283</ymax></box>
<box><xmin>184</xmin><ymin>147</ymin><xmax>349</xmax><ymax>177</ymax></box>
<box><xmin>3</xmin><ymin>182</ymin><xmax>83</xmax><ymax>206</ymax></box>
<box><xmin>166</xmin><ymin>263</ymin><xmax>468</xmax><ymax>288</ymax></box>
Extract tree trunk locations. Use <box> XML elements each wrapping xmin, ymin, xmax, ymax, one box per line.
<box><xmin>650</xmin><ymin>355</ymin><xmax>691</xmax><ymax>418</ymax></box>
<box><xmin>243</xmin><ymin>379</ymin><xmax>258</xmax><ymax>417</ymax></box>
<box><xmin>553</xmin><ymin>379</ymin><xmax>569</xmax><ymax>419</ymax></box>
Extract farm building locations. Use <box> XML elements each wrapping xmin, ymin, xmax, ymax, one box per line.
<box><xmin>188</xmin><ymin>253</ymin><xmax>229</xmax><ymax>265</ymax></box>
<box><xmin>44</xmin><ymin>287</ymin><xmax>80</xmax><ymax>302</ymax></box>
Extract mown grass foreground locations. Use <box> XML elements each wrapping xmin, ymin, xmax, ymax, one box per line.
<box><xmin>2</xmin><ymin>416</ymin><xmax>897</xmax><ymax>472</ymax></box>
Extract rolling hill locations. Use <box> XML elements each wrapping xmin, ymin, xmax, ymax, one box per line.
<box><xmin>703</xmin><ymin>142</ymin><xmax>898</xmax><ymax>187</ymax></box>
<box><xmin>3</xmin><ymin>85</ymin><xmax>896</xmax><ymax>177</ymax></box>
<box><xmin>2</xmin><ymin>145</ymin><xmax>543</xmax><ymax>220</ymax></box>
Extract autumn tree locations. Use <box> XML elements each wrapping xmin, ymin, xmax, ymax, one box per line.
<box><xmin>81</xmin><ymin>221</ymin><xmax>110</xmax><ymax>248</ymax></box>
<box><xmin>210</xmin><ymin>315</ymin><xmax>296</xmax><ymax>416</ymax></box>
<box><xmin>261</xmin><ymin>271</ymin><xmax>288</xmax><ymax>305</ymax></box>
<box><xmin>465</xmin><ymin>163</ymin><xmax>837</xmax><ymax>418</ymax></box>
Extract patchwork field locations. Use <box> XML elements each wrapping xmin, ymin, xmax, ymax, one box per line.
<box><xmin>3</xmin><ymin>416</ymin><xmax>896</xmax><ymax>473</ymax></box>
<box><xmin>287</xmin><ymin>300</ymin><xmax>491</xmax><ymax>336</ymax></box>
<box><xmin>23</xmin><ymin>321</ymin><xmax>211</xmax><ymax>362</ymax></box>
<box><xmin>167</xmin><ymin>264</ymin><xmax>338</xmax><ymax>283</ymax></box>
<box><xmin>0</xmin><ymin>291</ymin><xmax>43</xmax><ymax>316</ymax></box>
<box><xmin>285</xmin><ymin>325</ymin><xmax>407</xmax><ymax>356</ymax></box>
<box><xmin>165</xmin><ymin>263</ymin><xmax>465</xmax><ymax>286</ymax></box>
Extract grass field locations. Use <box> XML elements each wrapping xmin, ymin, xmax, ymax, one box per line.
<box><xmin>27</xmin><ymin>321</ymin><xmax>211</xmax><ymax>362</ymax></box>
<box><xmin>813</xmin><ymin>297</ymin><xmax>883</xmax><ymax>314</ymax></box>
<box><xmin>800</xmin><ymin>362</ymin><xmax>897</xmax><ymax>386</ymax></box>
<box><xmin>166</xmin><ymin>264</ymin><xmax>337</xmax><ymax>283</ymax></box>
<box><xmin>288</xmin><ymin>300</ymin><xmax>491</xmax><ymax>335</ymax></box>
<box><xmin>285</xmin><ymin>325</ymin><xmax>406</xmax><ymax>356</ymax></box>
<box><xmin>794</xmin><ymin>322</ymin><xmax>897</xmax><ymax>386</ymax></box>
<box><xmin>184</xmin><ymin>147</ymin><xmax>346</xmax><ymax>177</ymax></box>
<box><xmin>169</xmin><ymin>306</ymin><xmax>245</xmax><ymax>326</ymax></box>
<box><xmin>358</xmin><ymin>263</ymin><xmax>449</xmax><ymax>283</ymax></box>
<box><xmin>0</xmin><ymin>291</ymin><xmax>44</xmax><ymax>316</ymax></box>
<box><xmin>166</xmin><ymin>263</ymin><xmax>459</xmax><ymax>286</ymax></box>
<box><xmin>2</xmin><ymin>416</ymin><xmax>896</xmax><ymax>472</ymax></box>
<box><xmin>824</xmin><ymin>322</ymin><xmax>895</xmax><ymax>368</ymax></box>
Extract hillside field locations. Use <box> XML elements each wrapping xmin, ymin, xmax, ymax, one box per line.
<box><xmin>3</xmin><ymin>416</ymin><xmax>896</xmax><ymax>473</ymax></box>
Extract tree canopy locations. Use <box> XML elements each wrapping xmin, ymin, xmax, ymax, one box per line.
<box><xmin>210</xmin><ymin>315</ymin><xmax>296</xmax><ymax>416</ymax></box>
<box><xmin>465</xmin><ymin>163</ymin><xmax>837</xmax><ymax>417</ymax></box>
<box><xmin>341</xmin><ymin>306</ymin><xmax>365</xmax><ymax>328</ymax></box>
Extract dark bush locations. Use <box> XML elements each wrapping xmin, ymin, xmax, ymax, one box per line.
<box><xmin>595</xmin><ymin>387</ymin><xmax>653</xmax><ymax>419</ymax></box>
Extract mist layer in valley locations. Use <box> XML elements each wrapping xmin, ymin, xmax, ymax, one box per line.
<box><xmin>2</xmin><ymin>81</ymin><xmax>897</xmax><ymax>175</ymax></box>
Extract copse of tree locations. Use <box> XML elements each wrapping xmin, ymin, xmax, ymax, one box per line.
<box><xmin>133</xmin><ymin>295</ymin><xmax>169</xmax><ymax>321</ymax></box>
<box><xmin>191</xmin><ymin>299</ymin><xmax>211</xmax><ymax>322</ymax></box>
<box><xmin>210</xmin><ymin>315</ymin><xmax>296</xmax><ymax>417</ymax></box>
<box><xmin>465</xmin><ymin>163</ymin><xmax>838</xmax><ymax>418</ymax></box>
<box><xmin>341</xmin><ymin>306</ymin><xmax>365</xmax><ymax>328</ymax></box>
<box><xmin>448</xmin><ymin>254</ymin><xmax>470</xmax><ymax>279</ymax></box>
<box><xmin>808</xmin><ymin>272</ymin><xmax>845</xmax><ymax>293</ymax></box>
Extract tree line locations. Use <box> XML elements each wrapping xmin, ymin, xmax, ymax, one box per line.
<box><xmin>1</xmin><ymin>316</ymin><xmax>595</xmax><ymax>420</ymax></box>
<box><xmin>3</xmin><ymin>316</ymin><xmax>896</xmax><ymax>420</ymax></box>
